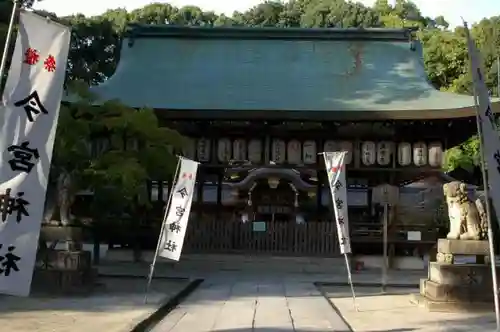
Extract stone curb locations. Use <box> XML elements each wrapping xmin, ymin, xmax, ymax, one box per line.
<box><xmin>129</xmin><ymin>278</ymin><xmax>204</xmax><ymax>332</ymax></box>
<box><xmin>314</xmin><ymin>281</ymin><xmax>419</xmax><ymax>288</ymax></box>
<box><xmin>98</xmin><ymin>273</ymin><xmax>187</xmax><ymax>281</ymax></box>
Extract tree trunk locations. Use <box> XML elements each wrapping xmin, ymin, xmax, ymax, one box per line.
<box><xmin>57</xmin><ymin>171</ymin><xmax>74</xmax><ymax>226</ymax></box>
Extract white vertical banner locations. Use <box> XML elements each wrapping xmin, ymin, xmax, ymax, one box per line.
<box><xmin>0</xmin><ymin>12</ymin><xmax>70</xmax><ymax>296</ymax></box>
<box><xmin>158</xmin><ymin>157</ymin><xmax>199</xmax><ymax>261</ymax></box>
<box><xmin>323</xmin><ymin>151</ymin><xmax>351</xmax><ymax>254</ymax></box>
<box><xmin>464</xmin><ymin>25</ymin><xmax>500</xmax><ymax>227</ymax></box>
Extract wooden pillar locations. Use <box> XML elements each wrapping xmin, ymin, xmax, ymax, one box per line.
<box><xmin>197</xmin><ymin>168</ymin><xmax>204</xmax><ymax>221</ymax></box>
<box><xmin>216</xmin><ymin>170</ymin><xmax>223</xmax><ymax>220</ymax></box>
<box><xmin>316</xmin><ymin>171</ymin><xmax>323</xmax><ymax>221</ymax></box>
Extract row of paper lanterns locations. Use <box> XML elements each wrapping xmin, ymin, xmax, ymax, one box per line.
<box><xmin>183</xmin><ymin>138</ymin><xmax>443</xmax><ymax>167</ymax></box>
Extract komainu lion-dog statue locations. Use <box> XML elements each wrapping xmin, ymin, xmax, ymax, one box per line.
<box><xmin>443</xmin><ymin>181</ymin><xmax>488</xmax><ymax>241</ymax></box>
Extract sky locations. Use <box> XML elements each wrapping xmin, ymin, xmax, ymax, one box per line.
<box><xmin>34</xmin><ymin>0</ymin><xmax>500</xmax><ymax>28</ymax></box>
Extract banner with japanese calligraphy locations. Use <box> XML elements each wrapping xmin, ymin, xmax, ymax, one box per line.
<box><xmin>0</xmin><ymin>12</ymin><xmax>70</xmax><ymax>296</ymax></box>
<box><xmin>323</xmin><ymin>152</ymin><xmax>351</xmax><ymax>254</ymax></box>
<box><xmin>158</xmin><ymin>157</ymin><xmax>199</xmax><ymax>261</ymax></box>
<box><xmin>464</xmin><ymin>23</ymin><xmax>500</xmax><ymax>229</ymax></box>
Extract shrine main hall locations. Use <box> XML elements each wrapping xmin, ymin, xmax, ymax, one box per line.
<box><xmin>89</xmin><ymin>25</ymin><xmax>500</xmax><ymax>261</ymax></box>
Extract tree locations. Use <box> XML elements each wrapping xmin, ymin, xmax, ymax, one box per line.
<box><xmin>46</xmin><ymin>81</ymin><xmax>185</xmax><ymax>227</ymax></box>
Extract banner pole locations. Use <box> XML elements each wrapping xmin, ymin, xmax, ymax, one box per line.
<box><xmin>0</xmin><ymin>0</ymin><xmax>18</xmax><ymax>97</ymax></box>
<box><xmin>144</xmin><ymin>156</ymin><xmax>182</xmax><ymax>304</ymax></box>
<box><xmin>344</xmin><ymin>252</ymin><xmax>359</xmax><ymax>311</ymax></box>
<box><xmin>382</xmin><ymin>203</ymin><xmax>388</xmax><ymax>293</ymax></box>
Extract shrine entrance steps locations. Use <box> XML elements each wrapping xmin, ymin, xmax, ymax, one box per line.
<box><xmin>104</xmin><ymin>251</ymin><xmax>347</xmax><ymax>274</ymax></box>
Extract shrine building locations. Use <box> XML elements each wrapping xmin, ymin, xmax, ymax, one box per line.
<box><xmin>89</xmin><ymin>25</ymin><xmax>500</xmax><ymax>262</ymax></box>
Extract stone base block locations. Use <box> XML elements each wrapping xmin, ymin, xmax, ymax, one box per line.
<box><xmin>37</xmin><ymin>250</ymin><xmax>91</xmax><ymax>271</ymax></box>
<box><xmin>410</xmin><ymin>294</ymin><xmax>495</xmax><ymax>312</ymax></box>
<box><xmin>429</xmin><ymin>262</ymin><xmax>499</xmax><ymax>286</ymax></box>
<box><xmin>424</xmin><ymin>280</ymin><xmax>494</xmax><ymax>302</ymax></box>
<box><xmin>437</xmin><ymin>239</ymin><xmax>489</xmax><ymax>255</ymax></box>
<box><xmin>32</xmin><ymin>268</ymin><xmax>97</xmax><ymax>295</ymax></box>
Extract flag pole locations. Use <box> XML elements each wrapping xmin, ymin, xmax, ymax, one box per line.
<box><xmin>144</xmin><ymin>156</ymin><xmax>182</xmax><ymax>304</ymax></box>
<box><xmin>463</xmin><ymin>19</ymin><xmax>500</xmax><ymax>331</ymax></box>
<box><xmin>318</xmin><ymin>152</ymin><xmax>359</xmax><ymax>311</ymax></box>
<box><xmin>0</xmin><ymin>0</ymin><xmax>18</xmax><ymax>96</ymax></box>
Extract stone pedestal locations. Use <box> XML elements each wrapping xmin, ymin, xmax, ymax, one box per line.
<box><xmin>414</xmin><ymin>239</ymin><xmax>497</xmax><ymax>312</ymax></box>
<box><xmin>33</xmin><ymin>250</ymin><xmax>97</xmax><ymax>295</ymax></box>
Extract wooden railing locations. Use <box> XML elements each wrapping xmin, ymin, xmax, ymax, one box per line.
<box><xmin>184</xmin><ymin>220</ymin><xmax>340</xmax><ymax>256</ymax></box>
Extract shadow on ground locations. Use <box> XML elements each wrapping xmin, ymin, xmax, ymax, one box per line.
<box><xmin>0</xmin><ymin>277</ymin><xmax>189</xmax><ymax>313</ymax></box>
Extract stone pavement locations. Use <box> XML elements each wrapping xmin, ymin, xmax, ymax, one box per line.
<box><xmin>323</xmin><ymin>286</ymin><xmax>497</xmax><ymax>331</ymax></box>
<box><xmin>0</xmin><ymin>277</ymin><xmax>190</xmax><ymax>332</ymax></box>
<box><xmin>98</xmin><ymin>261</ymin><xmax>424</xmax><ymax>286</ymax></box>
<box><xmin>151</xmin><ymin>274</ymin><xmax>351</xmax><ymax>332</ymax></box>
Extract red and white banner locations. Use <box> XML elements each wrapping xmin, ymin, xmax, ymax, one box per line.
<box><xmin>0</xmin><ymin>11</ymin><xmax>70</xmax><ymax>296</ymax></box>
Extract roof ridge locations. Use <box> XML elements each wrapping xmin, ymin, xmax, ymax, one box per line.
<box><xmin>124</xmin><ymin>25</ymin><xmax>415</xmax><ymax>41</ymax></box>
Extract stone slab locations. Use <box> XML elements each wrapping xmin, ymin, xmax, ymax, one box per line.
<box><xmin>429</xmin><ymin>262</ymin><xmax>498</xmax><ymax>286</ymax></box>
<box><xmin>423</xmin><ymin>280</ymin><xmax>494</xmax><ymax>302</ymax></box>
<box><xmin>37</xmin><ymin>250</ymin><xmax>91</xmax><ymax>271</ymax></box>
<box><xmin>437</xmin><ymin>239</ymin><xmax>489</xmax><ymax>255</ymax></box>
<box><xmin>410</xmin><ymin>293</ymin><xmax>496</xmax><ymax>312</ymax></box>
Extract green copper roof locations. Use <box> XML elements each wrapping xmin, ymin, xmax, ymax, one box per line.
<box><xmin>90</xmin><ymin>25</ymin><xmax>495</xmax><ymax>120</ymax></box>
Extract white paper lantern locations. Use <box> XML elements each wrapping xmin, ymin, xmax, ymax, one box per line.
<box><xmin>217</xmin><ymin>138</ymin><xmax>232</xmax><ymax>162</ymax></box>
<box><xmin>182</xmin><ymin>138</ymin><xmax>196</xmax><ymax>159</ymax></box>
<box><xmin>303</xmin><ymin>140</ymin><xmax>316</xmax><ymax>164</ymax></box>
<box><xmin>377</xmin><ymin>141</ymin><xmax>393</xmax><ymax>166</ymax></box>
<box><xmin>248</xmin><ymin>139</ymin><xmax>262</xmax><ymax>163</ymax></box>
<box><xmin>340</xmin><ymin>141</ymin><xmax>353</xmax><ymax>164</ymax></box>
<box><xmin>428</xmin><ymin>142</ymin><xmax>443</xmax><ymax>167</ymax></box>
<box><xmin>233</xmin><ymin>139</ymin><xmax>247</xmax><ymax>161</ymax></box>
<box><xmin>287</xmin><ymin>140</ymin><xmax>302</xmax><ymax>164</ymax></box>
<box><xmin>397</xmin><ymin>142</ymin><xmax>412</xmax><ymax>166</ymax></box>
<box><xmin>413</xmin><ymin>142</ymin><xmax>428</xmax><ymax>166</ymax></box>
<box><xmin>323</xmin><ymin>140</ymin><xmax>340</xmax><ymax>153</ymax></box>
<box><xmin>361</xmin><ymin>141</ymin><xmax>376</xmax><ymax>165</ymax></box>
<box><xmin>272</xmin><ymin>139</ymin><xmax>286</xmax><ymax>164</ymax></box>
<box><xmin>197</xmin><ymin>138</ymin><xmax>211</xmax><ymax>162</ymax></box>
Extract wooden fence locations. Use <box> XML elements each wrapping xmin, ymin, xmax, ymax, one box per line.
<box><xmin>183</xmin><ymin>220</ymin><xmax>340</xmax><ymax>256</ymax></box>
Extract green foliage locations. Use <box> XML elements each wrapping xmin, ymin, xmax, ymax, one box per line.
<box><xmin>54</xmin><ymin>81</ymin><xmax>184</xmax><ymax>218</ymax></box>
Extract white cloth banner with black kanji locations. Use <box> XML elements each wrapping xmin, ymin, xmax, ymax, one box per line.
<box><xmin>0</xmin><ymin>12</ymin><xmax>70</xmax><ymax>296</ymax></box>
<box><xmin>464</xmin><ymin>22</ymin><xmax>500</xmax><ymax>229</ymax></box>
<box><xmin>323</xmin><ymin>151</ymin><xmax>351</xmax><ymax>254</ymax></box>
<box><xmin>158</xmin><ymin>158</ymin><xmax>199</xmax><ymax>261</ymax></box>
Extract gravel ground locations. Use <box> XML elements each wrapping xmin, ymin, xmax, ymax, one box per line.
<box><xmin>0</xmin><ymin>277</ymin><xmax>190</xmax><ymax>332</ymax></box>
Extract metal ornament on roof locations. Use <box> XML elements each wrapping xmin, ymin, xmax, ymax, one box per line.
<box><xmin>377</xmin><ymin>141</ymin><xmax>393</xmax><ymax>166</ymax></box>
<box><xmin>248</xmin><ymin>139</ymin><xmax>262</xmax><ymax>163</ymax></box>
<box><xmin>413</xmin><ymin>142</ymin><xmax>428</xmax><ymax>166</ymax></box>
<box><xmin>361</xmin><ymin>141</ymin><xmax>376</xmax><ymax>166</ymax></box>
<box><xmin>397</xmin><ymin>142</ymin><xmax>412</xmax><ymax>166</ymax></box>
<box><xmin>303</xmin><ymin>140</ymin><xmax>316</xmax><ymax>164</ymax></box>
<box><xmin>272</xmin><ymin>139</ymin><xmax>286</xmax><ymax>164</ymax></box>
<box><xmin>217</xmin><ymin>138</ymin><xmax>232</xmax><ymax>162</ymax></box>
<box><xmin>197</xmin><ymin>138</ymin><xmax>211</xmax><ymax>162</ymax></box>
<box><xmin>428</xmin><ymin>142</ymin><xmax>443</xmax><ymax>167</ymax></box>
<box><xmin>233</xmin><ymin>139</ymin><xmax>247</xmax><ymax>161</ymax></box>
<box><xmin>287</xmin><ymin>140</ymin><xmax>302</xmax><ymax>164</ymax></box>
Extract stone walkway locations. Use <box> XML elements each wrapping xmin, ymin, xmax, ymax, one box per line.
<box><xmin>152</xmin><ymin>275</ymin><xmax>351</xmax><ymax>332</ymax></box>
<box><xmin>323</xmin><ymin>286</ymin><xmax>497</xmax><ymax>332</ymax></box>
<box><xmin>0</xmin><ymin>277</ymin><xmax>190</xmax><ymax>332</ymax></box>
